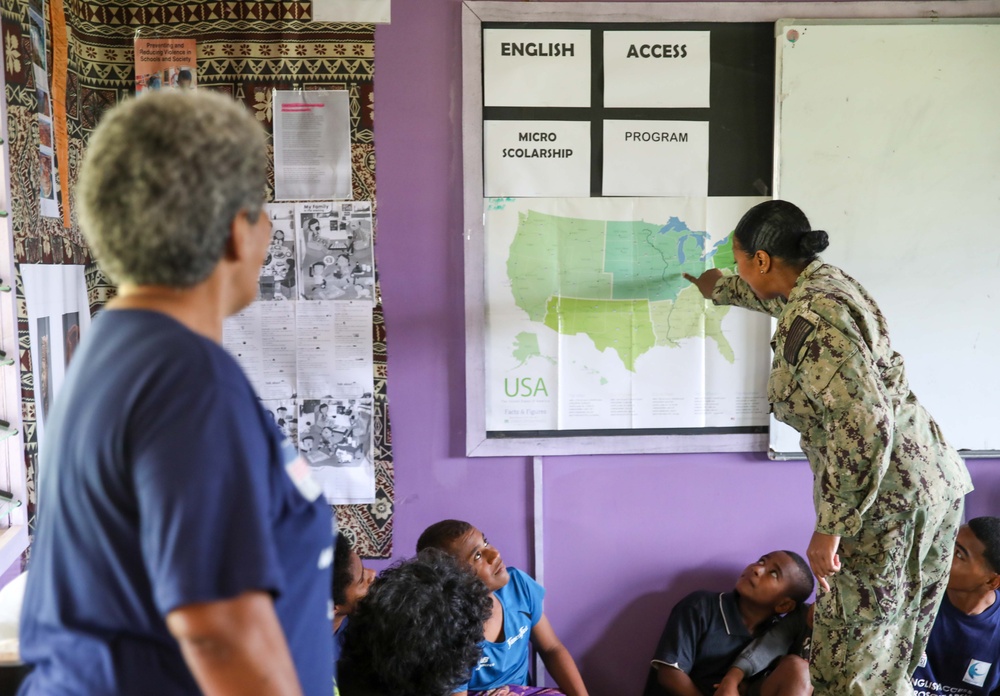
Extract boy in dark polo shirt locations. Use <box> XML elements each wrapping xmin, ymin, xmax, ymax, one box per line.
<box><xmin>644</xmin><ymin>550</ymin><xmax>814</xmax><ymax>696</ymax></box>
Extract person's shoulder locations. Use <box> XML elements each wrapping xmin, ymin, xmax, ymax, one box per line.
<box><xmin>792</xmin><ymin>265</ymin><xmax>874</xmax><ymax>333</ymax></box>
<box><xmin>500</xmin><ymin>567</ymin><xmax>546</xmax><ymax>606</ymax></box>
<box><xmin>505</xmin><ymin>567</ymin><xmax>542</xmax><ymax>591</ymax></box>
<box><xmin>671</xmin><ymin>590</ymin><xmax>721</xmax><ymax>615</ymax></box>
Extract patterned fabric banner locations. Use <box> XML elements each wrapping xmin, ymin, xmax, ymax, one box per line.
<box><xmin>3</xmin><ymin>0</ymin><xmax>393</xmax><ymax>557</ymax></box>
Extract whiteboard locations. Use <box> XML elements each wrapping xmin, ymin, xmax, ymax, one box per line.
<box><xmin>770</xmin><ymin>20</ymin><xmax>1000</xmax><ymax>457</ymax></box>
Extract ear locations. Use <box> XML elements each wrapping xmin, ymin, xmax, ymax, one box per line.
<box><xmin>986</xmin><ymin>573</ymin><xmax>1000</xmax><ymax>592</ymax></box>
<box><xmin>225</xmin><ymin>209</ymin><xmax>254</xmax><ymax>262</ymax></box>
<box><xmin>754</xmin><ymin>249</ymin><xmax>772</xmax><ymax>273</ymax></box>
<box><xmin>775</xmin><ymin>597</ymin><xmax>796</xmax><ymax>615</ymax></box>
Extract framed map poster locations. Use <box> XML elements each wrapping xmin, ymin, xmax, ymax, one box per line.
<box><xmin>463</xmin><ymin>3</ymin><xmax>778</xmax><ymax>456</ymax></box>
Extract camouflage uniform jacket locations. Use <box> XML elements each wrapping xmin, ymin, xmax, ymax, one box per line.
<box><xmin>713</xmin><ymin>260</ymin><xmax>973</xmax><ymax>537</ymax></box>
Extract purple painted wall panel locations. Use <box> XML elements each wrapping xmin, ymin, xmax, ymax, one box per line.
<box><xmin>373</xmin><ymin>3</ymin><xmax>1000</xmax><ymax>695</ymax></box>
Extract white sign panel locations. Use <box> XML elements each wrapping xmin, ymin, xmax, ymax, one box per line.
<box><xmin>484</xmin><ymin>120</ymin><xmax>591</xmax><ymax>197</ymax></box>
<box><xmin>603</xmin><ymin>31</ymin><xmax>711</xmax><ymax>108</ymax></box>
<box><xmin>483</xmin><ymin>29</ymin><xmax>591</xmax><ymax>107</ymax></box>
<box><xmin>311</xmin><ymin>0</ymin><xmax>390</xmax><ymax>23</ymax></box>
<box><xmin>602</xmin><ymin>120</ymin><xmax>709</xmax><ymax>196</ymax></box>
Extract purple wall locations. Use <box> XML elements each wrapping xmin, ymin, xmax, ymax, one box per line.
<box><xmin>372</xmin><ymin>3</ymin><xmax>1000</xmax><ymax>695</ymax></box>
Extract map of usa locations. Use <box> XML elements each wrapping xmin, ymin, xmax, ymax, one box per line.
<box><xmin>506</xmin><ymin>209</ymin><xmax>735</xmax><ymax>372</ymax></box>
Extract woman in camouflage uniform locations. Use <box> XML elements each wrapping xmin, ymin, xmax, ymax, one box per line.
<box><xmin>686</xmin><ymin>200</ymin><xmax>973</xmax><ymax>696</ymax></box>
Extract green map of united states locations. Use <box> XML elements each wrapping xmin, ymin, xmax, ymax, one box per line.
<box><xmin>507</xmin><ymin>210</ymin><xmax>735</xmax><ymax>372</ymax></box>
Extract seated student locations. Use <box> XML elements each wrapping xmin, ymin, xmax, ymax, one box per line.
<box><xmin>417</xmin><ymin>520</ymin><xmax>589</xmax><ymax>696</ymax></box>
<box><xmin>912</xmin><ymin>516</ymin><xmax>1000</xmax><ymax>696</ymax></box>
<box><xmin>337</xmin><ymin>549</ymin><xmax>492</xmax><ymax>696</ymax></box>
<box><xmin>333</xmin><ymin>534</ymin><xmax>375</xmax><ymax>647</ymax></box>
<box><xmin>644</xmin><ymin>550</ymin><xmax>814</xmax><ymax>696</ymax></box>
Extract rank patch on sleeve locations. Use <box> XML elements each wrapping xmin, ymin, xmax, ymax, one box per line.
<box><xmin>784</xmin><ymin>316</ymin><xmax>815</xmax><ymax>365</ymax></box>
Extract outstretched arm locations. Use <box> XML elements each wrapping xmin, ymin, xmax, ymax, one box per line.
<box><xmin>684</xmin><ymin>270</ymin><xmax>786</xmax><ymax>317</ymax></box>
<box><xmin>531</xmin><ymin>614</ymin><xmax>589</xmax><ymax>696</ymax></box>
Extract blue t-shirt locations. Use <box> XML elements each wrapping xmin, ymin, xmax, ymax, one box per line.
<box><xmin>912</xmin><ymin>591</ymin><xmax>1000</xmax><ymax>696</ymax></box>
<box><xmin>18</xmin><ymin>310</ymin><xmax>334</xmax><ymax>695</ymax></box>
<box><xmin>461</xmin><ymin>567</ymin><xmax>544</xmax><ymax>691</ymax></box>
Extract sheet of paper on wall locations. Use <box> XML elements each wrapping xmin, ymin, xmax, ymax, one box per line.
<box><xmin>311</xmin><ymin>0</ymin><xmax>390</xmax><ymax>23</ymax></box>
<box><xmin>133</xmin><ymin>36</ymin><xmax>196</xmax><ymax>92</ymax></box>
<box><xmin>603</xmin><ymin>31</ymin><xmax>710</xmax><ymax>108</ymax></box>
<box><xmin>296</xmin><ymin>300</ymin><xmax>376</xmax><ymax>504</ymax></box>
<box><xmin>258</xmin><ymin>393</ymin><xmax>375</xmax><ymax>505</ymax></box>
<box><xmin>222</xmin><ymin>303</ymin><xmax>297</xmax><ymax>401</ymax></box>
<box><xmin>296</xmin><ymin>393</ymin><xmax>375</xmax><ymax>504</ymax></box>
<box><xmin>260</xmin><ymin>203</ymin><xmax>298</xmax><ymax>301</ymax></box>
<box><xmin>28</xmin><ymin>1</ymin><xmax>59</xmax><ymax>218</ymax></box>
<box><xmin>483</xmin><ymin>120</ymin><xmax>591</xmax><ymax>197</ymax></box>
<box><xmin>273</xmin><ymin>91</ymin><xmax>353</xmax><ymax>201</ymax></box>
<box><xmin>295</xmin><ymin>201</ymin><xmax>375</xmax><ymax>302</ymax></box>
<box><xmin>602</xmin><ymin>120</ymin><xmax>709</xmax><ymax>196</ymax></box>
<box><xmin>295</xmin><ymin>301</ymin><xmax>373</xmax><ymax>399</ymax></box>
<box><xmin>482</xmin><ymin>28</ymin><xmax>591</xmax><ymax>107</ymax></box>
<box><xmin>20</xmin><ymin>265</ymin><xmax>91</xmax><ymax>445</ymax></box>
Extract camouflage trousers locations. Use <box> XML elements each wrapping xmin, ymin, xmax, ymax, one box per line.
<box><xmin>809</xmin><ymin>497</ymin><xmax>964</xmax><ymax>696</ymax></box>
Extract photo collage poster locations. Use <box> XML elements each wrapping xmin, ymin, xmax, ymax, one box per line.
<box><xmin>223</xmin><ymin>201</ymin><xmax>376</xmax><ymax>504</ymax></box>
<box><xmin>20</xmin><ymin>266</ymin><xmax>91</xmax><ymax>445</ymax></box>
<box><xmin>28</xmin><ymin>0</ymin><xmax>58</xmax><ymax>217</ymax></box>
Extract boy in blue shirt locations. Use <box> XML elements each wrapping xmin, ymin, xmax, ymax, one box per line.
<box><xmin>418</xmin><ymin>520</ymin><xmax>589</xmax><ymax>696</ymax></box>
<box><xmin>644</xmin><ymin>550</ymin><xmax>814</xmax><ymax>696</ymax></box>
<box><xmin>912</xmin><ymin>516</ymin><xmax>1000</xmax><ymax>696</ymax></box>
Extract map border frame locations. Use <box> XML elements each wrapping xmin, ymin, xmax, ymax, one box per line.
<box><xmin>461</xmin><ymin>0</ymin><xmax>1000</xmax><ymax>457</ymax></box>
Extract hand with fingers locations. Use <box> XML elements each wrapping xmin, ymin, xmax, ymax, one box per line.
<box><xmin>682</xmin><ymin>269</ymin><xmax>723</xmax><ymax>300</ymax></box>
<box><xmin>807</xmin><ymin>531</ymin><xmax>842</xmax><ymax>592</ymax></box>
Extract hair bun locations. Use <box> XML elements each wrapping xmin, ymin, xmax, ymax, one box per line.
<box><xmin>800</xmin><ymin>229</ymin><xmax>829</xmax><ymax>255</ymax></box>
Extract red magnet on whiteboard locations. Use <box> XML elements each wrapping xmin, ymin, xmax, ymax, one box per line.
<box><xmin>786</xmin><ymin>29</ymin><xmax>799</xmax><ymax>43</ymax></box>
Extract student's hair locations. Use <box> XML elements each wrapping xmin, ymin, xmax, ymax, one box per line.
<box><xmin>338</xmin><ymin>548</ymin><xmax>491</xmax><ymax>696</ymax></box>
<box><xmin>782</xmin><ymin>550</ymin><xmax>815</xmax><ymax>606</ymax></box>
<box><xmin>77</xmin><ymin>90</ymin><xmax>267</xmax><ymax>288</ymax></box>
<box><xmin>416</xmin><ymin>519</ymin><xmax>473</xmax><ymax>553</ymax></box>
<box><xmin>968</xmin><ymin>517</ymin><xmax>1000</xmax><ymax>574</ymax></box>
<box><xmin>333</xmin><ymin>533</ymin><xmax>355</xmax><ymax>606</ymax></box>
<box><xmin>734</xmin><ymin>200</ymin><xmax>829</xmax><ymax>265</ymax></box>
<box><xmin>177</xmin><ymin>68</ymin><xmax>192</xmax><ymax>82</ymax></box>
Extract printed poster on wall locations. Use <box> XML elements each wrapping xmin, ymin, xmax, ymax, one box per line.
<box><xmin>134</xmin><ymin>36</ymin><xmax>196</xmax><ymax>92</ymax></box>
<box><xmin>273</xmin><ymin>90</ymin><xmax>353</xmax><ymax>201</ymax></box>
<box><xmin>21</xmin><ymin>265</ymin><xmax>91</xmax><ymax>445</ymax></box>
<box><xmin>483</xmin><ymin>196</ymin><xmax>772</xmax><ymax>433</ymax></box>
<box><xmin>28</xmin><ymin>0</ymin><xmax>58</xmax><ymax>218</ymax></box>
<box><xmin>223</xmin><ymin>202</ymin><xmax>376</xmax><ymax>505</ymax></box>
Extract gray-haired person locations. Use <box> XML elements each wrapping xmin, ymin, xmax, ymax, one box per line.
<box><xmin>18</xmin><ymin>90</ymin><xmax>334</xmax><ymax>695</ymax></box>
